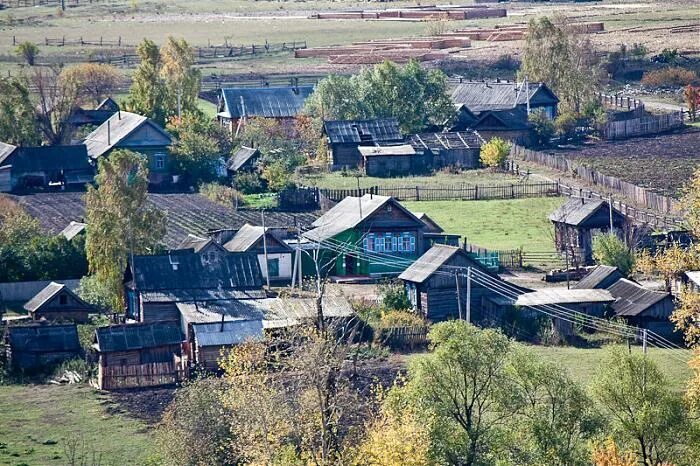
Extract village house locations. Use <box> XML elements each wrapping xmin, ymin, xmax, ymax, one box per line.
<box><xmin>0</xmin><ymin>143</ymin><xmax>94</xmax><ymax>193</ymax></box>
<box><xmin>3</xmin><ymin>323</ymin><xmax>81</xmax><ymax>372</ymax></box>
<box><xmin>94</xmin><ymin>321</ymin><xmax>185</xmax><ymax>390</ymax></box>
<box><xmin>399</xmin><ymin>244</ymin><xmax>497</xmax><ymax>321</ymax></box>
<box><xmin>83</xmin><ymin>111</ymin><xmax>173</xmax><ymax>185</ymax></box>
<box><xmin>573</xmin><ymin>264</ymin><xmax>625</xmax><ymax>290</ymax></box>
<box><xmin>222</xmin><ymin>224</ymin><xmax>295</xmax><ymax>284</ymax></box>
<box><xmin>302</xmin><ymin>194</ymin><xmax>429</xmax><ymax>278</ymax></box>
<box><xmin>217</xmin><ymin>85</ymin><xmax>315</xmax><ymax>135</ymax></box>
<box><xmin>359</xmin><ymin>144</ymin><xmax>427</xmax><ymax>177</ymax></box>
<box><xmin>549</xmin><ymin>198</ymin><xmax>627</xmax><ymax>265</ymax></box>
<box><xmin>607</xmin><ymin>278</ymin><xmax>676</xmax><ymax>337</ymax></box>
<box><xmin>23</xmin><ymin>282</ymin><xmax>94</xmax><ymax>323</ymax></box>
<box><xmin>124</xmin><ymin>250</ymin><xmax>265</xmax><ymax>322</ymax></box>
<box><xmin>323</xmin><ymin>118</ymin><xmax>404</xmax><ymax>171</ymax></box>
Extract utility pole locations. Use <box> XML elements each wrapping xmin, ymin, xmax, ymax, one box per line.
<box><xmin>525</xmin><ymin>76</ymin><xmax>530</xmax><ymax>115</ymax></box>
<box><xmin>261</xmin><ymin>210</ymin><xmax>270</xmax><ymax>288</ymax></box>
<box><xmin>292</xmin><ymin>226</ymin><xmax>302</xmax><ymax>290</ymax></box>
<box><xmin>608</xmin><ymin>194</ymin><xmax>614</xmax><ymax>234</ymax></box>
<box><xmin>466</xmin><ymin>267</ymin><xmax>472</xmax><ymax>323</ymax></box>
<box><xmin>455</xmin><ymin>272</ymin><xmax>463</xmax><ymax>320</ymax></box>
<box><xmin>642</xmin><ymin>328</ymin><xmax>648</xmax><ymax>355</ymax></box>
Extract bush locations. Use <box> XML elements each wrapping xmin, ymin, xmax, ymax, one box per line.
<box><xmin>528</xmin><ymin>110</ymin><xmax>555</xmax><ymax>147</ymax></box>
<box><xmin>377</xmin><ymin>279</ymin><xmax>411</xmax><ymax>312</ymax></box>
<box><xmin>480</xmin><ymin>137</ymin><xmax>511</xmax><ymax>168</ymax></box>
<box><xmin>199</xmin><ymin>182</ymin><xmax>244</xmax><ymax>208</ymax></box>
<box><xmin>261</xmin><ymin>160</ymin><xmax>295</xmax><ymax>192</ymax></box>
<box><xmin>641</xmin><ymin>67</ymin><xmax>698</xmax><ymax>88</ymax></box>
<box><xmin>15</xmin><ymin>41</ymin><xmax>39</xmax><ymax>66</ymax></box>
<box><xmin>379</xmin><ymin>310</ymin><xmax>425</xmax><ymax>329</ymax></box>
<box><xmin>233</xmin><ymin>171</ymin><xmax>264</xmax><ymax>194</ymax></box>
<box><xmin>593</xmin><ymin>233</ymin><xmax>635</xmax><ymax>275</ymax></box>
<box><xmin>554</xmin><ymin>111</ymin><xmax>580</xmax><ymax>143</ymax></box>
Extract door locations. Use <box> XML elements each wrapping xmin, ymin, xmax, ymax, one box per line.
<box><xmin>344</xmin><ymin>254</ymin><xmax>357</xmax><ymax>275</ymax></box>
<box><xmin>267</xmin><ymin>258</ymin><xmax>280</xmax><ymax>278</ymax></box>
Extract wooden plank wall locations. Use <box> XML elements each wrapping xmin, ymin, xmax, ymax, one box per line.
<box><xmin>98</xmin><ymin>361</ymin><xmax>185</xmax><ymax>390</ymax></box>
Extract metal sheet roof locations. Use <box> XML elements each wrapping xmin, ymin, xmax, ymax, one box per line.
<box><xmin>95</xmin><ymin>321</ymin><xmax>182</xmax><ymax>352</ymax></box>
<box><xmin>516</xmin><ymin>288</ymin><xmax>615</xmax><ymax>306</ymax></box>
<box><xmin>548</xmin><ymin>198</ymin><xmax>607</xmax><ymax>226</ymax></box>
<box><xmin>573</xmin><ymin>265</ymin><xmax>622</xmax><ymax>290</ymax></box>
<box><xmin>23</xmin><ymin>282</ymin><xmax>65</xmax><ymax>312</ymax></box>
<box><xmin>6</xmin><ymin>324</ymin><xmax>80</xmax><ymax>353</ymax></box>
<box><xmin>324</xmin><ymin>119</ymin><xmax>402</xmax><ymax>144</ymax></box>
<box><xmin>192</xmin><ymin>319</ymin><xmax>264</xmax><ymax>347</ymax></box>
<box><xmin>223</xmin><ymin>223</ymin><xmax>266</xmax><ymax>252</ymax></box>
<box><xmin>60</xmin><ymin>221</ymin><xmax>86</xmax><ymax>241</ymax></box>
<box><xmin>358</xmin><ymin>144</ymin><xmax>416</xmax><ymax>157</ymax></box>
<box><xmin>451</xmin><ymin>81</ymin><xmax>558</xmax><ymax>112</ymax></box>
<box><xmin>263</xmin><ymin>296</ymin><xmax>354</xmax><ymax>329</ymax></box>
<box><xmin>304</xmin><ymin>194</ymin><xmax>398</xmax><ymax>242</ymax></box>
<box><xmin>607</xmin><ymin>278</ymin><xmax>671</xmax><ymax>317</ymax></box>
<box><xmin>83</xmin><ymin>111</ymin><xmax>172</xmax><ymax>158</ymax></box>
<box><xmin>219</xmin><ymin>86</ymin><xmax>315</xmax><ymax>119</ymax></box>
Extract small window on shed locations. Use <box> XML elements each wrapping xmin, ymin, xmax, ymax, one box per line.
<box><xmin>59</xmin><ymin>294</ymin><xmax>68</xmax><ymax>305</ymax></box>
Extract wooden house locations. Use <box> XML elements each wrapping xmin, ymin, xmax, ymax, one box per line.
<box><xmin>124</xmin><ymin>250</ymin><xmax>264</xmax><ymax>322</ymax></box>
<box><xmin>191</xmin><ymin>319</ymin><xmax>264</xmax><ymax>371</ymax></box>
<box><xmin>3</xmin><ymin>323</ymin><xmax>81</xmax><ymax>371</ymax></box>
<box><xmin>23</xmin><ymin>282</ymin><xmax>94</xmax><ymax>322</ymax></box>
<box><xmin>69</xmin><ymin>97</ymin><xmax>120</xmax><ymax>128</ymax></box>
<box><xmin>227</xmin><ymin>146</ymin><xmax>261</xmax><ymax>176</ymax></box>
<box><xmin>358</xmin><ymin>144</ymin><xmax>428</xmax><ymax>177</ymax></box>
<box><xmin>303</xmin><ymin>195</ymin><xmax>428</xmax><ymax>278</ymax></box>
<box><xmin>223</xmin><ymin>224</ymin><xmax>295</xmax><ymax>284</ymax></box>
<box><xmin>323</xmin><ymin>119</ymin><xmax>404</xmax><ymax>170</ymax></box>
<box><xmin>94</xmin><ymin>321</ymin><xmax>184</xmax><ymax>390</ymax></box>
<box><xmin>549</xmin><ymin>198</ymin><xmax>627</xmax><ymax>265</ymax></box>
<box><xmin>573</xmin><ymin>265</ymin><xmax>625</xmax><ymax>290</ymax></box>
<box><xmin>412</xmin><ymin>212</ymin><xmax>460</xmax><ymax>248</ymax></box>
<box><xmin>0</xmin><ymin>143</ymin><xmax>94</xmax><ymax>193</ymax></box>
<box><xmin>216</xmin><ymin>85</ymin><xmax>315</xmax><ymax>135</ymax></box>
<box><xmin>83</xmin><ymin>111</ymin><xmax>173</xmax><ymax>185</ymax></box>
<box><xmin>607</xmin><ymin>278</ymin><xmax>676</xmax><ymax>337</ymax></box>
<box><xmin>409</xmin><ymin>131</ymin><xmax>485</xmax><ymax>169</ymax></box>
<box><xmin>398</xmin><ymin>244</ymin><xmax>495</xmax><ymax>321</ymax></box>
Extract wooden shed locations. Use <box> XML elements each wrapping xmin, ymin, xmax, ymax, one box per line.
<box><xmin>323</xmin><ymin>119</ymin><xmax>404</xmax><ymax>170</ymax></box>
<box><xmin>3</xmin><ymin>323</ymin><xmax>81</xmax><ymax>371</ymax></box>
<box><xmin>573</xmin><ymin>265</ymin><xmax>625</xmax><ymax>290</ymax></box>
<box><xmin>409</xmin><ymin>131</ymin><xmax>485</xmax><ymax>169</ymax></box>
<box><xmin>23</xmin><ymin>282</ymin><xmax>94</xmax><ymax>323</ymax></box>
<box><xmin>191</xmin><ymin>319</ymin><xmax>264</xmax><ymax>371</ymax></box>
<box><xmin>359</xmin><ymin>144</ymin><xmax>428</xmax><ymax>177</ymax></box>
<box><xmin>607</xmin><ymin>278</ymin><xmax>676</xmax><ymax>338</ymax></box>
<box><xmin>94</xmin><ymin>321</ymin><xmax>185</xmax><ymax>390</ymax></box>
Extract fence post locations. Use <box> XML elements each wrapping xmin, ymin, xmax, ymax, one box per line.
<box><xmin>474</xmin><ymin>185</ymin><xmax>479</xmax><ymax>200</ymax></box>
<box><xmin>415</xmin><ymin>186</ymin><xmax>419</xmax><ymax>201</ymax></box>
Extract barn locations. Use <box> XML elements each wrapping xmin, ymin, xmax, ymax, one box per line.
<box><xmin>607</xmin><ymin>278</ymin><xmax>676</xmax><ymax>338</ymax></box>
<box><xmin>409</xmin><ymin>131</ymin><xmax>485</xmax><ymax>170</ymax></box>
<box><xmin>23</xmin><ymin>282</ymin><xmax>94</xmax><ymax>323</ymax></box>
<box><xmin>3</xmin><ymin>323</ymin><xmax>81</xmax><ymax>371</ymax></box>
<box><xmin>359</xmin><ymin>144</ymin><xmax>427</xmax><ymax>177</ymax></box>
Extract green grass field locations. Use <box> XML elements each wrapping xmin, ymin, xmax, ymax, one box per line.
<box><xmin>0</xmin><ymin>384</ymin><xmax>154</xmax><ymax>466</ymax></box>
<box><xmin>402</xmin><ymin>197</ymin><xmax>565</xmax><ymax>252</ymax></box>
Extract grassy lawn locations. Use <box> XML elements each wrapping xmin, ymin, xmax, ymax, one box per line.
<box><xmin>522</xmin><ymin>344</ymin><xmax>693</xmax><ymax>393</ymax></box>
<box><xmin>402</xmin><ymin>197</ymin><xmax>565</xmax><ymax>252</ymax></box>
<box><xmin>297</xmin><ymin>169</ymin><xmax>522</xmax><ymax>190</ymax></box>
<box><xmin>0</xmin><ymin>384</ymin><xmax>154</xmax><ymax>466</ymax></box>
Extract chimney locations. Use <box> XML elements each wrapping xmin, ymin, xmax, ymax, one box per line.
<box><xmin>220</xmin><ymin>312</ymin><xmax>225</xmax><ymax>332</ymax></box>
<box><xmin>107</xmin><ymin>120</ymin><xmax>111</xmax><ymax>146</ymax></box>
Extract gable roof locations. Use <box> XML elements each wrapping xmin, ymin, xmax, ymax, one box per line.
<box><xmin>398</xmin><ymin>244</ymin><xmax>484</xmax><ymax>283</ymax></box>
<box><xmin>304</xmin><ymin>194</ymin><xmax>423</xmax><ymax>243</ymax></box>
<box><xmin>61</xmin><ymin>221</ymin><xmax>86</xmax><ymax>241</ymax></box>
<box><xmin>228</xmin><ymin>146</ymin><xmax>260</xmax><ymax>172</ymax></box>
<box><xmin>573</xmin><ymin>265</ymin><xmax>623</xmax><ymax>290</ymax></box>
<box><xmin>96</xmin><ymin>97</ymin><xmax>120</xmax><ymax>111</ymax></box>
<box><xmin>176</xmin><ymin>234</ymin><xmax>225</xmax><ymax>254</ymax></box>
<box><xmin>24</xmin><ymin>282</ymin><xmax>72</xmax><ymax>312</ymax></box>
<box><xmin>516</xmin><ymin>288</ymin><xmax>615</xmax><ymax>307</ymax></box>
<box><xmin>192</xmin><ymin>319</ymin><xmax>265</xmax><ymax>347</ymax></box>
<box><xmin>410</xmin><ymin>131</ymin><xmax>485</xmax><ymax>152</ymax></box>
<box><xmin>6</xmin><ymin>324</ymin><xmax>80</xmax><ymax>353</ymax></box>
<box><xmin>472</xmin><ymin>107</ymin><xmax>530</xmax><ymax>130</ymax></box>
<box><xmin>324</xmin><ymin>119</ymin><xmax>403</xmax><ymax>144</ymax></box>
<box><xmin>83</xmin><ymin>111</ymin><xmax>172</xmax><ymax>159</ymax></box>
<box><xmin>548</xmin><ymin>198</ymin><xmax>610</xmax><ymax>226</ymax></box>
<box><xmin>0</xmin><ymin>144</ymin><xmax>93</xmax><ymax>174</ymax></box>
<box><xmin>128</xmin><ymin>251</ymin><xmax>263</xmax><ymax>292</ymax></box>
<box><xmin>223</xmin><ymin>223</ymin><xmax>292</xmax><ymax>253</ymax></box>
<box><xmin>451</xmin><ymin>81</ymin><xmax>559</xmax><ymax>112</ymax></box>
<box><xmin>685</xmin><ymin>271</ymin><xmax>700</xmax><ymax>287</ymax></box>
<box><xmin>0</xmin><ymin>142</ymin><xmax>18</xmax><ymax>165</ymax></box>
<box><xmin>412</xmin><ymin>212</ymin><xmax>444</xmax><ymax>233</ymax></box>
<box><xmin>218</xmin><ymin>85</ymin><xmax>315</xmax><ymax>119</ymax></box>
<box><xmin>95</xmin><ymin>321</ymin><xmax>182</xmax><ymax>352</ymax></box>
<box><xmin>607</xmin><ymin>278</ymin><xmax>672</xmax><ymax>317</ymax></box>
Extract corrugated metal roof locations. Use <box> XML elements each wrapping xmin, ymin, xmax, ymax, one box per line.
<box><xmin>60</xmin><ymin>221</ymin><xmax>86</xmax><ymax>241</ymax></box>
<box><xmin>140</xmin><ymin>289</ymin><xmax>266</xmax><ymax>303</ymax></box>
<box><xmin>304</xmin><ymin>194</ymin><xmax>397</xmax><ymax>242</ymax></box>
<box><xmin>607</xmin><ymin>278</ymin><xmax>671</xmax><ymax>317</ymax></box>
<box><xmin>399</xmin><ymin>244</ymin><xmax>462</xmax><ymax>283</ymax></box>
<box><xmin>324</xmin><ymin>119</ymin><xmax>402</xmax><ymax>144</ymax></box>
<box><xmin>573</xmin><ymin>265</ymin><xmax>622</xmax><ymax>290</ymax></box>
<box><xmin>96</xmin><ymin>321</ymin><xmax>182</xmax><ymax>352</ymax></box>
<box><xmin>228</xmin><ymin>146</ymin><xmax>259</xmax><ymax>172</ymax></box>
<box><xmin>451</xmin><ymin>81</ymin><xmax>557</xmax><ymax>112</ymax></box>
<box><xmin>193</xmin><ymin>319</ymin><xmax>265</xmax><ymax>347</ymax></box>
<box><xmin>6</xmin><ymin>324</ymin><xmax>80</xmax><ymax>353</ymax></box>
<box><xmin>83</xmin><ymin>111</ymin><xmax>172</xmax><ymax>158</ymax></box>
<box><xmin>219</xmin><ymin>86</ymin><xmax>315</xmax><ymax>119</ymax></box>
<box><xmin>548</xmin><ymin>198</ymin><xmax>607</xmax><ymax>226</ymax></box>
<box><xmin>358</xmin><ymin>144</ymin><xmax>416</xmax><ymax>157</ymax></box>
<box><xmin>516</xmin><ymin>288</ymin><xmax>615</xmax><ymax>306</ymax></box>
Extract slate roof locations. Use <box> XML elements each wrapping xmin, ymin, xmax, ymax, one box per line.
<box><xmin>685</xmin><ymin>271</ymin><xmax>700</xmax><ymax>287</ymax></box>
<box><xmin>192</xmin><ymin>319</ymin><xmax>265</xmax><ymax>347</ymax></box>
<box><xmin>177</xmin><ymin>299</ymin><xmax>272</xmax><ymax>324</ymax></box>
<box><xmin>223</xmin><ymin>223</ymin><xmax>291</xmax><ymax>252</ymax></box>
<box><xmin>573</xmin><ymin>265</ymin><xmax>623</xmax><ymax>290</ymax></box>
<box><xmin>607</xmin><ymin>278</ymin><xmax>671</xmax><ymax>317</ymax></box>
<box><xmin>304</xmin><ymin>194</ymin><xmax>421</xmax><ymax>243</ymax></box>
<box><xmin>0</xmin><ymin>142</ymin><xmax>18</xmax><ymax>165</ymax></box>
<box><xmin>141</xmin><ymin>289</ymin><xmax>266</xmax><ymax>304</ymax></box>
<box><xmin>95</xmin><ymin>321</ymin><xmax>182</xmax><ymax>352</ymax></box>
<box><xmin>177</xmin><ymin>234</ymin><xmax>210</xmax><ymax>252</ymax></box>
<box><xmin>128</xmin><ymin>251</ymin><xmax>264</xmax><ymax>292</ymax></box>
<box><xmin>83</xmin><ymin>111</ymin><xmax>172</xmax><ymax>159</ymax></box>
<box><xmin>472</xmin><ymin>107</ymin><xmax>530</xmax><ymax>130</ymax></box>
<box><xmin>218</xmin><ymin>86</ymin><xmax>315</xmax><ymax>119</ymax></box>
<box><xmin>6</xmin><ymin>324</ymin><xmax>80</xmax><ymax>353</ymax></box>
<box><xmin>451</xmin><ymin>81</ymin><xmax>558</xmax><ymax>112</ymax></box>
<box><xmin>23</xmin><ymin>282</ymin><xmax>78</xmax><ymax>312</ymax></box>
<box><xmin>264</xmin><ymin>296</ymin><xmax>354</xmax><ymax>329</ymax></box>
<box><xmin>324</xmin><ymin>119</ymin><xmax>403</xmax><ymax>144</ymax></box>
<box><xmin>0</xmin><ymin>144</ymin><xmax>93</xmax><ymax>174</ymax></box>
<box><xmin>399</xmin><ymin>244</ymin><xmax>482</xmax><ymax>283</ymax></box>
<box><xmin>516</xmin><ymin>288</ymin><xmax>615</xmax><ymax>307</ymax></box>
<box><xmin>60</xmin><ymin>221</ymin><xmax>86</xmax><ymax>241</ymax></box>
<box><xmin>358</xmin><ymin>144</ymin><xmax>416</xmax><ymax>157</ymax></box>
<box><xmin>548</xmin><ymin>198</ymin><xmax>608</xmax><ymax>226</ymax></box>
<box><xmin>228</xmin><ymin>146</ymin><xmax>260</xmax><ymax>172</ymax></box>
<box><xmin>410</xmin><ymin>131</ymin><xmax>485</xmax><ymax>152</ymax></box>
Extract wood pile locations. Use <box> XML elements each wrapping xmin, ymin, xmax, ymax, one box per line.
<box><xmin>309</xmin><ymin>5</ymin><xmax>506</xmax><ymax>21</ymax></box>
<box><xmin>329</xmin><ymin>50</ymin><xmax>449</xmax><ymax>65</ymax></box>
<box><xmin>446</xmin><ymin>22</ymin><xmax>604</xmax><ymax>42</ymax></box>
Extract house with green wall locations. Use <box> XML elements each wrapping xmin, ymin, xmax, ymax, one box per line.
<box><xmin>302</xmin><ymin>194</ymin><xmax>432</xmax><ymax>278</ymax></box>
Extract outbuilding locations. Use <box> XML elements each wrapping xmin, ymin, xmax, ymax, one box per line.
<box><xmin>3</xmin><ymin>323</ymin><xmax>81</xmax><ymax>371</ymax></box>
<box><xmin>323</xmin><ymin>119</ymin><xmax>404</xmax><ymax>170</ymax></box>
<box><xmin>607</xmin><ymin>278</ymin><xmax>676</xmax><ymax>337</ymax></box>
<box><xmin>23</xmin><ymin>282</ymin><xmax>94</xmax><ymax>322</ymax></box>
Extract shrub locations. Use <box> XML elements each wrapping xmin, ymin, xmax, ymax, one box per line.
<box><xmin>641</xmin><ymin>67</ymin><xmax>698</xmax><ymax>88</ymax></box>
<box><xmin>554</xmin><ymin>110</ymin><xmax>580</xmax><ymax>143</ymax></box>
<box><xmin>494</xmin><ymin>54</ymin><xmax>519</xmax><ymax>71</ymax></box>
<box><xmin>593</xmin><ymin>233</ymin><xmax>635</xmax><ymax>275</ymax></box>
<box><xmin>528</xmin><ymin>110</ymin><xmax>555</xmax><ymax>147</ymax></box>
<box><xmin>379</xmin><ymin>310</ymin><xmax>425</xmax><ymax>329</ymax></box>
<box><xmin>233</xmin><ymin>171</ymin><xmax>264</xmax><ymax>194</ymax></box>
<box><xmin>377</xmin><ymin>279</ymin><xmax>411</xmax><ymax>311</ymax></box>
<box><xmin>480</xmin><ymin>137</ymin><xmax>511</xmax><ymax>168</ymax></box>
<box><xmin>15</xmin><ymin>41</ymin><xmax>39</xmax><ymax>66</ymax></box>
<box><xmin>261</xmin><ymin>160</ymin><xmax>295</xmax><ymax>192</ymax></box>
<box><xmin>199</xmin><ymin>182</ymin><xmax>244</xmax><ymax>208</ymax></box>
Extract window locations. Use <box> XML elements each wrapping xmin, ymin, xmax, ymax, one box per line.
<box><xmin>402</xmin><ymin>233</ymin><xmax>413</xmax><ymax>252</ymax></box>
<box><xmin>364</xmin><ymin>234</ymin><xmax>375</xmax><ymax>251</ymax></box>
<box><xmin>59</xmin><ymin>294</ymin><xmax>67</xmax><ymax>305</ymax></box>
<box><xmin>384</xmin><ymin>234</ymin><xmax>393</xmax><ymax>252</ymax></box>
<box><xmin>267</xmin><ymin>258</ymin><xmax>280</xmax><ymax>277</ymax></box>
<box><xmin>154</xmin><ymin>153</ymin><xmax>166</xmax><ymax>170</ymax></box>
<box><xmin>374</xmin><ymin>236</ymin><xmax>384</xmax><ymax>252</ymax></box>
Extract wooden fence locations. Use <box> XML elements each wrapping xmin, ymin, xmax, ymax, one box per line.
<box><xmin>98</xmin><ymin>360</ymin><xmax>186</xmax><ymax>390</ymax></box>
<box><xmin>318</xmin><ymin>181</ymin><xmax>561</xmax><ymax>203</ymax></box>
<box><xmin>599</xmin><ymin>92</ymin><xmax>644</xmax><ymax>111</ymax></box>
<box><xmin>1</xmin><ymin>0</ymin><xmax>104</xmax><ymax>7</ymax></box>
<box><xmin>603</xmin><ymin>112</ymin><xmax>684</xmax><ymax>139</ymax></box>
<box><xmin>377</xmin><ymin>325</ymin><xmax>428</xmax><ymax>350</ymax></box>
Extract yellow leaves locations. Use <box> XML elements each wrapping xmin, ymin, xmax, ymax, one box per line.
<box><xmin>671</xmin><ymin>287</ymin><xmax>700</xmax><ymax>346</ymax></box>
<box><xmin>687</xmin><ymin>350</ymin><xmax>700</xmax><ymax>414</ymax></box>
<box><xmin>479</xmin><ymin>137</ymin><xmax>511</xmax><ymax>169</ymax></box>
<box><xmin>591</xmin><ymin>438</ymin><xmax>637</xmax><ymax>466</ymax></box>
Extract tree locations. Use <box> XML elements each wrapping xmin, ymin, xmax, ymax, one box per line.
<box><xmin>84</xmin><ymin>149</ymin><xmax>166</xmax><ymax>311</ymax></box>
<box><xmin>521</xmin><ymin>16</ymin><xmax>602</xmax><ymax>112</ymax></box>
<box><xmin>593</xmin><ymin>233</ymin><xmax>635</xmax><ymax>275</ymax></box>
<box><xmin>592</xmin><ymin>438</ymin><xmax>638</xmax><ymax>466</ymax></box>
<box><xmin>528</xmin><ymin>109</ymin><xmax>555</xmax><ymax>147</ymax></box>
<box><xmin>159</xmin><ymin>37</ymin><xmax>201</xmax><ymax>117</ymax></box>
<box><xmin>591</xmin><ymin>348</ymin><xmax>696</xmax><ymax>466</ymax></box>
<box><xmin>377</xmin><ymin>279</ymin><xmax>411</xmax><ymax>311</ymax></box>
<box><xmin>16</xmin><ymin>41</ymin><xmax>39</xmax><ymax>66</ymax></box>
<box><xmin>31</xmin><ymin>66</ymin><xmax>80</xmax><ymax>145</ymax></box>
<box><xmin>480</xmin><ymin>137</ymin><xmax>511</xmax><ymax>168</ymax></box>
<box><xmin>684</xmin><ymin>85</ymin><xmax>699</xmax><ymax>121</ymax></box>
<box><xmin>60</xmin><ymin>63</ymin><xmax>122</xmax><ymax>107</ymax></box>
<box><xmin>554</xmin><ymin>110</ymin><xmax>580</xmax><ymax>143</ymax></box>
<box><xmin>167</xmin><ymin>112</ymin><xmax>228</xmax><ymax>185</ymax></box>
<box><xmin>0</xmin><ymin>78</ymin><xmax>40</xmax><ymax>146</ymax></box>
<box><xmin>125</xmin><ymin>39</ymin><xmax>167</xmax><ymax>125</ymax></box>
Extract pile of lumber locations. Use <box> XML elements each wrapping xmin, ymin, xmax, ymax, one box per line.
<box><xmin>445</xmin><ymin>22</ymin><xmax>604</xmax><ymax>42</ymax></box>
<box><xmin>309</xmin><ymin>5</ymin><xmax>507</xmax><ymax>21</ymax></box>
